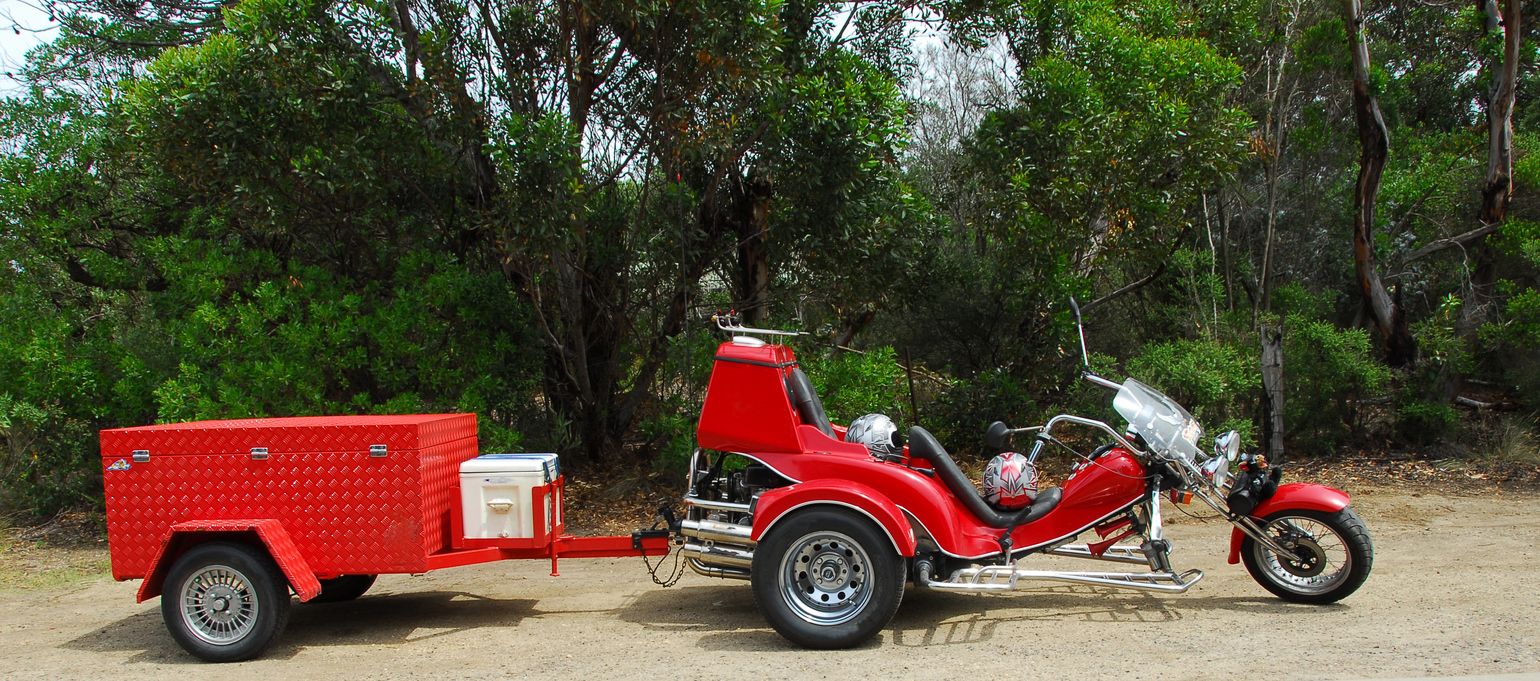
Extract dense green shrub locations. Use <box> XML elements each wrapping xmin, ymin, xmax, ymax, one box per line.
<box><xmin>1127</xmin><ymin>338</ymin><xmax>1260</xmax><ymax>445</ymax></box>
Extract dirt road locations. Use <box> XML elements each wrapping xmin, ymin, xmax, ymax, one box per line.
<box><xmin>3</xmin><ymin>486</ymin><xmax>1538</xmax><ymax>680</ymax></box>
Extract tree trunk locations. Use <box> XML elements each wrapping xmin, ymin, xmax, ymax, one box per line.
<box><xmin>1259</xmin><ymin>323</ymin><xmax>1287</xmax><ymax>459</ymax></box>
<box><xmin>1441</xmin><ymin>0</ymin><xmax>1521</xmax><ymax>402</ymax></box>
<box><xmin>1343</xmin><ymin>0</ymin><xmax>1416</xmax><ymax>367</ymax></box>
<box><xmin>735</xmin><ymin>169</ymin><xmax>774</xmax><ymax>325</ymax></box>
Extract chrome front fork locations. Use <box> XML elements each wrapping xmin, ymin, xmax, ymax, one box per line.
<box><xmin>1141</xmin><ymin>488</ymin><xmax>1173</xmax><ymax>573</ymax></box>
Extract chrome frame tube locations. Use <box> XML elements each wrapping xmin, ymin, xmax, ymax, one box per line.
<box><xmin>1038</xmin><ymin>414</ymin><xmax>1146</xmax><ymax>456</ymax></box>
<box><xmin>925</xmin><ymin>565</ymin><xmax>1204</xmax><ymax>594</ymax></box>
<box><xmin>686</xmin><ymin>558</ymin><xmax>750</xmax><ymax>581</ymax></box>
<box><xmin>1047</xmin><ymin>544</ymin><xmax>1150</xmax><ymax>566</ymax></box>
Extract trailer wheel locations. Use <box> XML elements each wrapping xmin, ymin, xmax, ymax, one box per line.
<box><xmin>160</xmin><ymin>541</ymin><xmax>291</xmax><ymax>662</ymax></box>
<box><xmin>751</xmin><ymin>508</ymin><xmax>903</xmax><ymax>649</ymax></box>
<box><xmin>310</xmin><ymin>574</ymin><xmax>377</xmax><ymax>603</ymax></box>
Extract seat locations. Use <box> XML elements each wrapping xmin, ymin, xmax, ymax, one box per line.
<box><xmin>907</xmin><ymin>426</ymin><xmax>1061</xmax><ymax>529</ymax></box>
<box><xmin>785</xmin><ymin>367</ymin><xmax>836</xmax><ymax>438</ymax></box>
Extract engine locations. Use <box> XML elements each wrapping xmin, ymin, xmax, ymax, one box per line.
<box><xmin>678</xmin><ymin>451</ymin><xmax>789</xmax><ymax>579</ymax></box>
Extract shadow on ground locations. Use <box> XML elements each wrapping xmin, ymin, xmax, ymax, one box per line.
<box><xmin>616</xmin><ymin>581</ymin><xmax>1347</xmax><ymax>651</ymax></box>
<box><xmin>62</xmin><ymin>590</ymin><xmax>538</xmax><ymax>663</ymax></box>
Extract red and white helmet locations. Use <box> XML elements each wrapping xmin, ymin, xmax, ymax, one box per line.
<box><xmin>983</xmin><ymin>452</ymin><xmax>1038</xmax><ymax>510</ymax></box>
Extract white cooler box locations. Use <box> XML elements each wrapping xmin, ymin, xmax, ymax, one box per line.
<box><xmin>459</xmin><ymin>453</ymin><xmax>561</xmax><ymax>540</ymax></box>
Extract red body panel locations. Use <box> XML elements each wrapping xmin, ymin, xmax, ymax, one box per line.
<box><xmin>137</xmin><ymin>519</ymin><xmax>322</xmax><ymax>603</ymax></box>
<box><xmin>696</xmin><ymin>338</ymin><xmax>1150</xmax><ymax>558</ymax></box>
<box><xmin>1226</xmin><ymin>482</ymin><xmax>1351</xmax><ymax>564</ymax></box>
<box><xmin>101</xmin><ymin>414</ymin><xmax>479</xmax><ymax>580</ymax></box>
<box><xmin>748</xmin><ymin>445</ymin><xmax>1145</xmax><ymax>559</ymax></box>
<box><xmin>751</xmin><ymin>479</ymin><xmax>918</xmax><ymax>556</ymax></box>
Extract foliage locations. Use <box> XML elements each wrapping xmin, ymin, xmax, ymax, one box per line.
<box><xmin>0</xmin><ymin>0</ymin><xmax>1537</xmax><ymax>518</ymax></box>
<box><xmin>1128</xmin><ymin>338</ymin><xmax>1260</xmax><ymax>445</ymax></box>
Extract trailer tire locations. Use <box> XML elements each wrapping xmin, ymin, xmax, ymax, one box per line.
<box><xmin>160</xmin><ymin>541</ymin><xmax>291</xmax><ymax>662</ymax></box>
<box><xmin>751</xmin><ymin>507</ymin><xmax>903</xmax><ymax>649</ymax></box>
<box><xmin>311</xmin><ymin>574</ymin><xmax>377</xmax><ymax>603</ymax></box>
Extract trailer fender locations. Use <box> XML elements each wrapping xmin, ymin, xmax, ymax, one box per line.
<box><xmin>136</xmin><ymin>519</ymin><xmax>322</xmax><ymax>603</ymax></box>
<box><xmin>751</xmin><ymin>480</ymin><xmax>917</xmax><ymax>557</ymax></box>
<box><xmin>1226</xmin><ymin>483</ymin><xmax>1351</xmax><ymax>564</ymax></box>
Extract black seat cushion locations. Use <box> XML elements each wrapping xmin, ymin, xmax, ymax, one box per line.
<box><xmin>785</xmin><ymin>367</ymin><xmax>835</xmax><ymax>438</ymax></box>
<box><xmin>907</xmin><ymin>426</ymin><xmax>1061</xmax><ymax>529</ymax></box>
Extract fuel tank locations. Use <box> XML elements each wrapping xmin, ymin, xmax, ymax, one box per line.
<box><xmin>1008</xmin><ymin>447</ymin><xmax>1148</xmax><ymax>551</ymax></box>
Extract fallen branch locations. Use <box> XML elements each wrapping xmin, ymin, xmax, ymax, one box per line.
<box><xmin>1400</xmin><ymin>223</ymin><xmax>1502</xmax><ymax>264</ymax></box>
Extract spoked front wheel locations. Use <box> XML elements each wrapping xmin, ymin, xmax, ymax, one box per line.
<box><xmin>1242</xmin><ymin>507</ymin><xmax>1373</xmax><ymax>604</ymax></box>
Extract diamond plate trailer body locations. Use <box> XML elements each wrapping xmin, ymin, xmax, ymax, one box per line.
<box><xmin>100</xmin><ymin>414</ymin><xmax>665</xmax><ymax>610</ymax></box>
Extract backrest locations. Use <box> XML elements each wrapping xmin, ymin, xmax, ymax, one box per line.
<box><xmin>785</xmin><ymin>367</ymin><xmax>835</xmax><ymax>438</ymax></box>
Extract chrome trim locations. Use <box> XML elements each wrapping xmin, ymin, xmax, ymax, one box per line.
<box><xmin>249</xmin><ymin>447</ymin><xmax>269</xmax><ymax>461</ymax></box>
<box><xmin>1040</xmin><ymin>414</ymin><xmax>1146</xmax><ymax>457</ymax></box>
<box><xmin>686</xmin><ymin>558</ymin><xmax>750</xmax><ymax>581</ymax></box>
<box><xmin>132</xmin><ymin>450</ymin><xmax>150</xmax><ymax>463</ymax></box>
<box><xmin>680</xmin><ymin>518</ymin><xmax>755</xmax><ymax>546</ymax></box>
<box><xmin>924</xmin><ymin>565</ymin><xmax>1204</xmax><ymax>594</ymax></box>
<box><xmin>1047</xmin><ymin>544</ymin><xmax>1150</xmax><ymax>565</ymax></box>
<box><xmin>911</xmin><ymin>499</ymin><xmax>1142</xmax><ymax>561</ymax></box>
<box><xmin>683</xmin><ymin>497</ymin><xmax>751</xmax><ymax>514</ymax></box>
<box><xmin>369</xmin><ymin>444</ymin><xmax>388</xmax><ymax>458</ymax></box>
<box><xmin>680</xmin><ymin>541</ymin><xmax>753</xmax><ymax>569</ymax></box>
<box><xmin>1083</xmin><ymin>373</ymin><xmax>1123</xmax><ymax>391</ymax></box>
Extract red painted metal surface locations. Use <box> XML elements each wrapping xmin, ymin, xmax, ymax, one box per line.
<box><xmin>1226</xmin><ymin>482</ymin><xmax>1351</xmax><ymax>564</ymax></box>
<box><xmin>752</xmin><ymin>479</ymin><xmax>918</xmax><ymax>555</ymax></box>
<box><xmin>137</xmin><ymin>519</ymin><xmax>321</xmax><ymax>603</ymax></box>
<box><xmin>697</xmin><ymin>342</ymin><xmax>804</xmax><ymax>453</ymax></box>
<box><xmin>102</xmin><ymin>414</ymin><xmax>480</xmax><ymax>581</ymax></box>
<box><xmin>699</xmin><ymin>340</ymin><xmax>1149</xmax><ymax>559</ymax></box>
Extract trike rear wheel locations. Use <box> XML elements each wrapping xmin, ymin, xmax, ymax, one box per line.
<box><xmin>751</xmin><ymin>508</ymin><xmax>903</xmax><ymax>649</ymax></box>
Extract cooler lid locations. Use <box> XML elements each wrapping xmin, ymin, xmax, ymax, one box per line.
<box><xmin>99</xmin><ymin>413</ymin><xmax>478</xmax><ymax>457</ymax></box>
<box><xmin>460</xmin><ymin>452</ymin><xmax>559</xmax><ymax>475</ymax></box>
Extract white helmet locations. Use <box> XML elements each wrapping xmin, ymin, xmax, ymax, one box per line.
<box><xmin>846</xmin><ymin>413</ymin><xmax>901</xmax><ymax>458</ymax></box>
<box><xmin>983</xmin><ymin>452</ymin><xmax>1038</xmax><ymax>510</ymax></box>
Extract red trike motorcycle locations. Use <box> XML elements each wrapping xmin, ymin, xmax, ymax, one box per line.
<box><xmin>680</xmin><ymin>303</ymin><xmax>1373</xmax><ymax>649</ymax></box>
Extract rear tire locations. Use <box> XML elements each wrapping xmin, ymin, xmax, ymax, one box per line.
<box><xmin>310</xmin><ymin>574</ymin><xmax>377</xmax><ymax>603</ymax></box>
<box><xmin>160</xmin><ymin>541</ymin><xmax>291</xmax><ymax>662</ymax></box>
<box><xmin>751</xmin><ymin>508</ymin><xmax>904</xmax><ymax>649</ymax></box>
<box><xmin>1242</xmin><ymin>507</ymin><xmax>1373</xmax><ymax>604</ymax></box>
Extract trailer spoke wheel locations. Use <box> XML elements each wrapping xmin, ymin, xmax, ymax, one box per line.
<box><xmin>780</xmin><ymin>531</ymin><xmax>872</xmax><ymax>626</ymax></box>
<box><xmin>160</xmin><ymin>541</ymin><xmax>290</xmax><ymax>662</ymax></box>
<box><xmin>181</xmin><ymin>566</ymin><xmax>260</xmax><ymax>645</ymax></box>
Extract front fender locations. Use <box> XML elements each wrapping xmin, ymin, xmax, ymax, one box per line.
<box><xmin>1226</xmin><ymin>482</ymin><xmax>1351</xmax><ymax>564</ymax></box>
<box><xmin>752</xmin><ymin>479</ymin><xmax>917</xmax><ymax>557</ymax></box>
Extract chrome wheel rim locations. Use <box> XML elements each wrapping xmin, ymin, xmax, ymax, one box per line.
<box><xmin>778</xmin><ymin>530</ymin><xmax>873</xmax><ymax>626</ymax></box>
<box><xmin>1254</xmin><ymin>516</ymin><xmax>1350</xmax><ymax>596</ymax></box>
<box><xmin>180</xmin><ymin>565</ymin><xmax>259</xmax><ymax>645</ymax></box>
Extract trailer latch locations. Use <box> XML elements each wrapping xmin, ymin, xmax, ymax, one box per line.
<box><xmin>250</xmin><ymin>447</ymin><xmax>269</xmax><ymax>461</ymax></box>
<box><xmin>369</xmin><ymin>444</ymin><xmax>388</xmax><ymax>458</ymax></box>
<box><xmin>131</xmin><ymin>450</ymin><xmax>150</xmax><ymax>463</ymax></box>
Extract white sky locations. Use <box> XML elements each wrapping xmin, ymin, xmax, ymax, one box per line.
<box><xmin>1</xmin><ymin>1</ymin><xmax>59</xmax><ymax>96</ymax></box>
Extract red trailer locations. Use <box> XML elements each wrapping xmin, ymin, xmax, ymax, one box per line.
<box><xmin>100</xmin><ymin>413</ymin><xmax>667</xmax><ymax>662</ymax></box>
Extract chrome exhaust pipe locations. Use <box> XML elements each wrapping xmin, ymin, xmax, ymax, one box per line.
<box><xmin>680</xmin><ymin>541</ymin><xmax>754</xmax><ymax>569</ymax></box>
<box><xmin>680</xmin><ymin>518</ymin><xmax>755</xmax><ymax>546</ymax></box>
<box><xmin>687</xmin><ymin>558</ymin><xmax>750</xmax><ymax>581</ymax></box>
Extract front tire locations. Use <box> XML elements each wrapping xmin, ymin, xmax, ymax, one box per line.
<box><xmin>160</xmin><ymin>541</ymin><xmax>291</xmax><ymax>662</ymax></box>
<box><xmin>1242</xmin><ymin>507</ymin><xmax>1373</xmax><ymax>604</ymax></box>
<box><xmin>751</xmin><ymin>508</ymin><xmax>904</xmax><ymax>649</ymax></box>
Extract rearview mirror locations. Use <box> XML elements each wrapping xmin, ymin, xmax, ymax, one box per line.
<box><xmin>985</xmin><ymin>421</ymin><xmax>1011</xmax><ymax>453</ymax></box>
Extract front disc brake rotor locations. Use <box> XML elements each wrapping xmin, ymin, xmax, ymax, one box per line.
<box><xmin>1277</xmin><ymin>536</ymin><xmax>1326</xmax><ymax>578</ymax></box>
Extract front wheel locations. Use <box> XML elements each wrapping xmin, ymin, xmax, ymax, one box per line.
<box><xmin>1242</xmin><ymin>507</ymin><xmax>1373</xmax><ymax>604</ymax></box>
<box><xmin>751</xmin><ymin>508</ymin><xmax>904</xmax><ymax>649</ymax></box>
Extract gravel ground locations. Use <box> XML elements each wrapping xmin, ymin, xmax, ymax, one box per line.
<box><xmin>2</xmin><ymin>484</ymin><xmax>1538</xmax><ymax>680</ymax></box>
